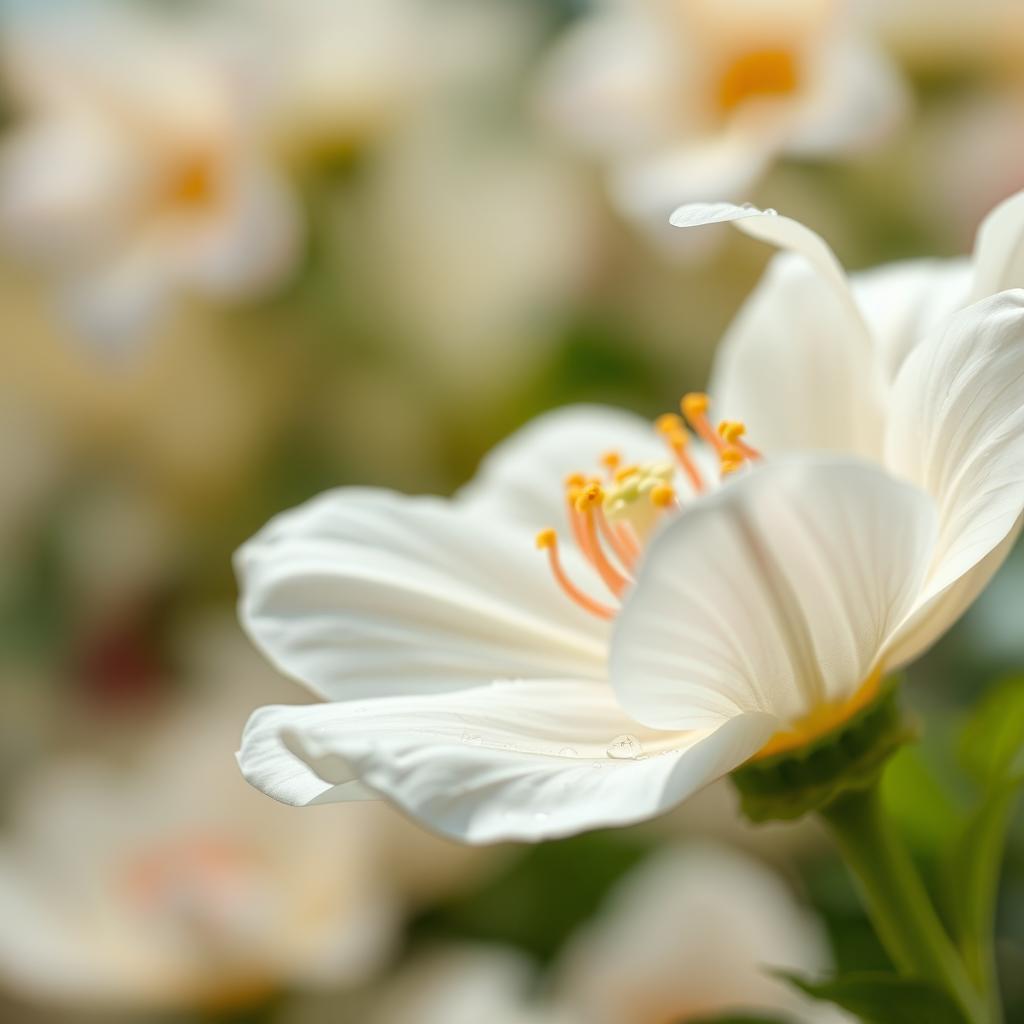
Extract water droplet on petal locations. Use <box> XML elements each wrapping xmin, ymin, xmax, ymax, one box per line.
<box><xmin>558</xmin><ymin>747</ymin><xmax>579</xmax><ymax>757</ymax></box>
<box><xmin>606</xmin><ymin>734</ymin><xmax>644</xmax><ymax>760</ymax></box>
<box><xmin>740</xmin><ymin>201</ymin><xmax>756</xmax><ymax>210</ymax></box>
<box><xmin>763</xmin><ymin>207</ymin><xmax>778</xmax><ymax>216</ymax></box>
<box><xmin>461</xmin><ymin>732</ymin><xmax>483</xmax><ymax>746</ymax></box>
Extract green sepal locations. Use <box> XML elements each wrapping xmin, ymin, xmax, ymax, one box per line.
<box><xmin>730</xmin><ymin>681</ymin><xmax>912</xmax><ymax>823</ymax></box>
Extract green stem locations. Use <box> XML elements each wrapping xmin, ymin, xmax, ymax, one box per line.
<box><xmin>819</xmin><ymin>784</ymin><xmax>993</xmax><ymax>1024</ymax></box>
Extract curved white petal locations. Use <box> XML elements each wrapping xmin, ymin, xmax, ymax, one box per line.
<box><xmin>669</xmin><ymin>202</ymin><xmax>865</xmax><ymax>338</ymax></box>
<box><xmin>236</xmin><ymin>488</ymin><xmax>609</xmax><ymax>702</ymax></box>
<box><xmin>884</xmin><ymin>290</ymin><xmax>1024</xmax><ymax>660</ymax></box>
<box><xmin>456</xmin><ymin>404</ymin><xmax>665</xmax><ymax>530</ymax></box>
<box><xmin>850</xmin><ymin>256</ymin><xmax>971</xmax><ymax>385</ymax></box>
<box><xmin>969</xmin><ymin>188</ymin><xmax>1024</xmax><ymax>302</ymax></box>
<box><xmin>611</xmin><ymin>457</ymin><xmax>936</xmax><ymax>730</ymax></box>
<box><xmin>238</xmin><ymin>682</ymin><xmax>775</xmax><ymax>844</ymax></box>
<box><xmin>709</xmin><ymin>252</ymin><xmax>882</xmax><ymax>457</ymax></box>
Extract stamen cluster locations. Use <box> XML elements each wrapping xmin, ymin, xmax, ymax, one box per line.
<box><xmin>535</xmin><ymin>393</ymin><xmax>762</xmax><ymax>619</ymax></box>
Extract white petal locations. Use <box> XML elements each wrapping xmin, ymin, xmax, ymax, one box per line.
<box><xmin>969</xmin><ymin>188</ymin><xmax>1024</xmax><ymax>302</ymax></box>
<box><xmin>710</xmin><ymin>252</ymin><xmax>882</xmax><ymax>457</ymax></box>
<box><xmin>669</xmin><ymin>202</ymin><xmax>864</xmax><ymax>335</ymax></box>
<box><xmin>238</xmin><ymin>683</ymin><xmax>774</xmax><ymax>844</ymax></box>
<box><xmin>237</xmin><ymin>488</ymin><xmax>609</xmax><ymax>702</ymax></box>
<box><xmin>456</xmin><ymin>404</ymin><xmax>665</xmax><ymax>530</ymax></box>
<box><xmin>850</xmin><ymin>257</ymin><xmax>971</xmax><ymax>385</ymax></box>
<box><xmin>611</xmin><ymin>457</ymin><xmax>936</xmax><ymax>730</ymax></box>
<box><xmin>884</xmin><ymin>290</ymin><xmax>1024</xmax><ymax>661</ymax></box>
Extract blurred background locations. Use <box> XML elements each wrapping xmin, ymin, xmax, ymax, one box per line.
<box><xmin>1</xmin><ymin>0</ymin><xmax>1023</xmax><ymax>1021</ymax></box>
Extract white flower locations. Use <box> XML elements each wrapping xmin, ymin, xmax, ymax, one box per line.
<box><xmin>372</xmin><ymin>843</ymin><xmax>846</xmax><ymax>1024</ymax></box>
<box><xmin>552</xmin><ymin>842</ymin><xmax>848</xmax><ymax>1023</ymax></box>
<box><xmin>0</xmin><ymin>0</ymin><xmax>300</xmax><ymax>346</ymax></box>
<box><xmin>0</xmin><ymin>619</ymin><xmax>491</xmax><ymax>1011</ymax></box>
<box><xmin>539</xmin><ymin>0</ymin><xmax>907</xmax><ymax>234</ymax></box>
<box><xmin>236</xmin><ymin>209</ymin><xmax>1024</xmax><ymax>844</ymax></box>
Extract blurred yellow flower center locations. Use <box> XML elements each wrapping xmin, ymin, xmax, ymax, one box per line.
<box><xmin>716</xmin><ymin>48</ymin><xmax>801</xmax><ymax>114</ymax></box>
<box><xmin>163</xmin><ymin>152</ymin><xmax>222</xmax><ymax>212</ymax></box>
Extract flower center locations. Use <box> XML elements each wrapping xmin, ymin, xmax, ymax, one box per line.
<box><xmin>161</xmin><ymin>151</ymin><xmax>222</xmax><ymax>213</ymax></box>
<box><xmin>715</xmin><ymin>47</ymin><xmax>801</xmax><ymax>114</ymax></box>
<box><xmin>534</xmin><ymin>392</ymin><xmax>761</xmax><ymax>622</ymax></box>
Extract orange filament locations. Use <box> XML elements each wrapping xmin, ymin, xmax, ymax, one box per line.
<box><xmin>535</xmin><ymin>530</ymin><xmax>614</xmax><ymax>620</ymax></box>
<box><xmin>656</xmin><ymin>414</ymin><xmax>704</xmax><ymax>493</ymax></box>
<box><xmin>595</xmin><ymin>501</ymin><xmax>638</xmax><ymax>573</ymax></box>
<box><xmin>681</xmin><ymin>392</ymin><xmax>726</xmax><ymax>454</ymax></box>
<box><xmin>576</xmin><ymin>484</ymin><xmax>632</xmax><ymax>598</ymax></box>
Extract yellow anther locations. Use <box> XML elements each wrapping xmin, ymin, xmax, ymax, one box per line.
<box><xmin>614</xmin><ymin>464</ymin><xmax>639</xmax><ymax>483</ymax></box>
<box><xmin>535</xmin><ymin>528</ymin><xmax>557</xmax><ymax>550</ymax></box>
<box><xmin>720</xmin><ymin>446</ymin><xmax>745</xmax><ymax>476</ymax></box>
<box><xmin>650</xmin><ymin>483</ymin><xmax>677</xmax><ymax>508</ymax></box>
<box><xmin>718</xmin><ymin>420</ymin><xmax>747</xmax><ymax>443</ymax></box>
<box><xmin>564</xmin><ymin>472</ymin><xmax>586</xmax><ymax>490</ymax></box>
<box><xmin>681</xmin><ymin>392</ymin><xmax>710</xmax><ymax>420</ymax></box>
<box><xmin>655</xmin><ymin>412</ymin><xmax>684</xmax><ymax>435</ymax></box>
<box><xmin>666</xmin><ymin>426</ymin><xmax>689</xmax><ymax>449</ymax></box>
<box><xmin>575</xmin><ymin>482</ymin><xmax>605</xmax><ymax>512</ymax></box>
<box><xmin>600</xmin><ymin>450</ymin><xmax>621</xmax><ymax>472</ymax></box>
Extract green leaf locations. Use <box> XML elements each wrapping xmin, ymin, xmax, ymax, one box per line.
<box><xmin>779</xmin><ymin>971</ymin><xmax>968</xmax><ymax>1024</ymax></box>
<box><xmin>959</xmin><ymin>675</ymin><xmax>1024</xmax><ymax>785</ymax></box>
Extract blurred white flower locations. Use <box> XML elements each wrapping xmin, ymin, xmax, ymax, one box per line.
<box><xmin>0</xmin><ymin>0</ymin><xmax>300</xmax><ymax>347</ymax></box>
<box><xmin>369</xmin><ymin>946</ymin><xmax>556</xmax><ymax>1024</ymax></box>
<box><xmin>0</xmin><ymin>617</ymin><xmax>492</xmax><ymax>1012</ymax></box>
<box><xmin>235</xmin><ymin>201</ymin><xmax>1024</xmax><ymax>844</ymax></box>
<box><xmin>342</xmin><ymin>112</ymin><xmax>594</xmax><ymax>402</ymax></box>
<box><xmin>539</xmin><ymin>0</ymin><xmax>907</xmax><ymax>240</ymax></box>
<box><xmin>374</xmin><ymin>843</ymin><xmax>846</xmax><ymax>1023</ymax></box>
<box><xmin>553</xmin><ymin>842</ymin><xmax>846</xmax><ymax>1023</ymax></box>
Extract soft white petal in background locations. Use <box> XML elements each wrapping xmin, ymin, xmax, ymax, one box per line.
<box><xmin>611</xmin><ymin>457</ymin><xmax>936</xmax><ymax>729</ymax></box>
<box><xmin>555</xmin><ymin>842</ymin><xmax>850</xmax><ymax>1023</ymax></box>
<box><xmin>237</xmin><ymin>488</ymin><xmax>609</xmax><ymax>702</ymax></box>
<box><xmin>0</xmin><ymin>617</ymin><xmax>405</xmax><ymax>1009</ymax></box>
<box><xmin>368</xmin><ymin>946</ymin><xmax>553</xmax><ymax>1024</ymax></box>
<box><xmin>785</xmin><ymin>38</ymin><xmax>909</xmax><ymax>156</ymax></box>
<box><xmin>884</xmin><ymin>290</ymin><xmax>1024</xmax><ymax>662</ymax></box>
<box><xmin>457</xmin><ymin>404</ymin><xmax>666</xmax><ymax>530</ymax></box>
<box><xmin>239</xmin><ymin>681</ymin><xmax>776</xmax><ymax>843</ymax></box>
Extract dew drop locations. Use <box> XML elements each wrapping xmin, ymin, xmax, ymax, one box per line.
<box><xmin>740</xmin><ymin>201</ymin><xmax>756</xmax><ymax>210</ymax></box>
<box><xmin>461</xmin><ymin>732</ymin><xmax>483</xmax><ymax>746</ymax></box>
<box><xmin>606</xmin><ymin>734</ymin><xmax>644</xmax><ymax>760</ymax></box>
<box><xmin>763</xmin><ymin>207</ymin><xmax>778</xmax><ymax>216</ymax></box>
<box><xmin>558</xmin><ymin>747</ymin><xmax>579</xmax><ymax>757</ymax></box>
